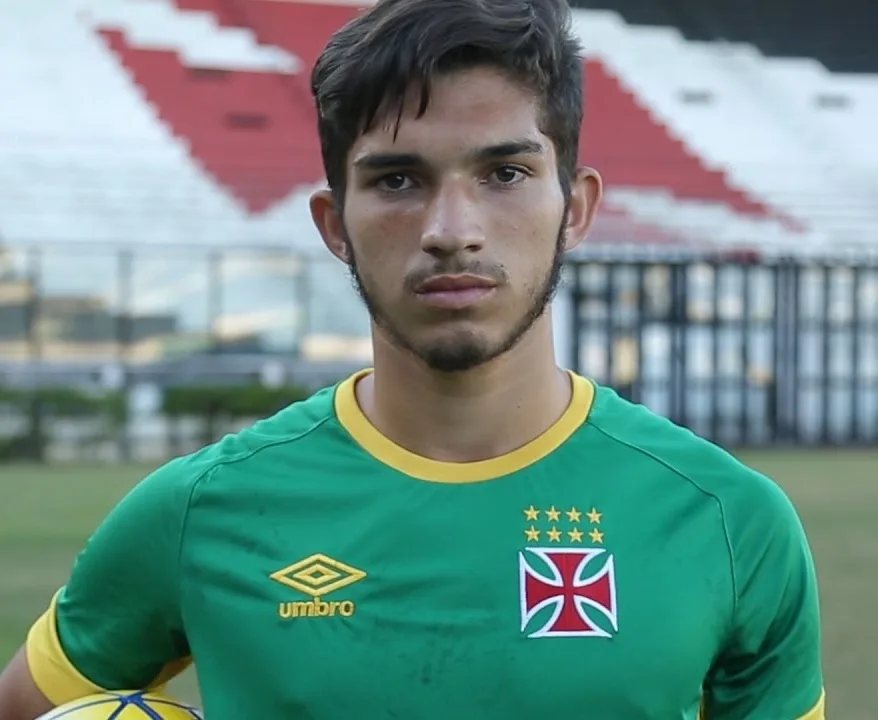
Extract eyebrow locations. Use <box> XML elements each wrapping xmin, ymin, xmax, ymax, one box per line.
<box><xmin>352</xmin><ymin>139</ymin><xmax>545</xmax><ymax>171</ymax></box>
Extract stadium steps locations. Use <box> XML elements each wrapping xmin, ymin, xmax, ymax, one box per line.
<box><xmin>700</xmin><ymin>47</ymin><xmax>878</xmax><ymax>246</ymax></box>
<box><xmin>758</xmin><ymin>56</ymin><xmax>878</xmax><ymax>234</ymax></box>
<box><xmin>572</xmin><ymin>12</ymin><xmax>806</xmax><ymax>248</ymax></box>
<box><xmin>98</xmin><ymin>28</ymin><xmax>323</xmax><ymax>213</ymax></box>
<box><xmin>94</xmin><ymin>0</ymin><xmax>684</xmax><ymax>250</ymax></box>
<box><xmin>0</xmin><ymin>1</ymin><xmax>208</xmax><ymax>244</ymax></box>
<box><xmin>2</xmin><ymin>0</ymin><xmax>875</xmax><ymax>256</ymax></box>
<box><xmin>88</xmin><ymin>0</ymin><xmax>298</xmax><ymax>73</ymax></box>
<box><xmin>580</xmin><ymin>42</ymin><xmax>772</xmax><ymax>219</ymax></box>
<box><xmin>578</xmin><ymin>58</ymin><xmax>794</xmax><ymax>252</ymax></box>
<box><xmin>172</xmin><ymin>0</ymin><xmax>363</xmax><ymax>70</ymax></box>
<box><xmin>573</xmin><ymin>8</ymin><xmax>878</xmax><ymax>251</ymax></box>
<box><xmin>88</xmin><ymin>0</ymin><xmax>316</xmax><ymax>213</ymax></box>
<box><xmin>192</xmin><ymin>1</ymin><xmax>795</xmax><ymax>251</ymax></box>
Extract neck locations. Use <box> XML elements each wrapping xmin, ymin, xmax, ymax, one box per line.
<box><xmin>356</xmin><ymin>317</ymin><xmax>572</xmax><ymax>463</ymax></box>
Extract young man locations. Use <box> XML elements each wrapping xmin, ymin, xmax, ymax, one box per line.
<box><xmin>0</xmin><ymin>0</ymin><xmax>825</xmax><ymax>718</ymax></box>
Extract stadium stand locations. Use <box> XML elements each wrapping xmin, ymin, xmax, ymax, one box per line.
<box><xmin>0</xmin><ymin>0</ymin><xmax>876</xmax><ymax>361</ymax></box>
<box><xmin>3</xmin><ymin>0</ymin><xmax>876</xmax><ymax>250</ymax></box>
<box><xmin>570</xmin><ymin>8</ymin><xmax>878</xmax><ymax>251</ymax></box>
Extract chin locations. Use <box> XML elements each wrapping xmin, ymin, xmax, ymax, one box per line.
<box><xmin>419</xmin><ymin>345</ymin><xmax>492</xmax><ymax>373</ymax></box>
<box><xmin>413</xmin><ymin>328</ymin><xmax>503</xmax><ymax>373</ymax></box>
<box><xmin>381</xmin><ymin>315</ymin><xmax>528</xmax><ymax>373</ymax></box>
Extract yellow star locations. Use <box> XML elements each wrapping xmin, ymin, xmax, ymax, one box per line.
<box><xmin>546</xmin><ymin>506</ymin><xmax>561</xmax><ymax>522</ymax></box>
<box><xmin>524</xmin><ymin>505</ymin><xmax>540</xmax><ymax>521</ymax></box>
<box><xmin>568</xmin><ymin>527</ymin><xmax>583</xmax><ymax>543</ymax></box>
<box><xmin>566</xmin><ymin>507</ymin><xmax>582</xmax><ymax>523</ymax></box>
<box><xmin>547</xmin><ymin>527</ymin><xmax>562</xmax><ymax>542</ymax></box>
<box><xmin>589</xmin><ymin>528</ymin><xmax>604</xmax><ymax>544</ymax></box>
<box><xmin>586</xmin><ymin>507</ymin><xmax>602</xmax><ymax>524</ymax></box>
<box><xmin>524</xmin><ymin>526</ymin><xmax>540</xmax><ymax>542</ymax></box>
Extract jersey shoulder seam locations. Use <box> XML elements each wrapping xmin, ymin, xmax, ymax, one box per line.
<box><xmin>175</xmin><ymin>412</ymin><xmax>335</xmax><ymax>602</ymax></box>
<box><xmin>584</xmin><ymin>416</ymin><xmax>739</xmax><ymax>622</ymax></box>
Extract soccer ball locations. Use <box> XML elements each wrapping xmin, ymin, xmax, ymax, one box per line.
<box><xmin>36</xmin><ymin>690</ymin><xmax>203</xmax><ymax>719</ymax></box>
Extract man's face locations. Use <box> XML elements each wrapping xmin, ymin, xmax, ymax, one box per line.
<box><xmin>315</xmin><ymin>66</ymin><xmax>597</xmax><ymax>372</ymax></box>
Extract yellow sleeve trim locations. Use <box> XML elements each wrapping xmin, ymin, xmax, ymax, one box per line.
<box><xmin>798</xmin><ymin>688</ymin><xmax>826</xmax><ymax>720</ymax></box>
<box><xmin>25</xmin><ymin>590</ymin><xmax>105</xmax><ymax>706</ymax></box>
<box><xmin>24</xmin><ymin>589</ymin><xmax>193</xmax><ymax>705</ymax></box>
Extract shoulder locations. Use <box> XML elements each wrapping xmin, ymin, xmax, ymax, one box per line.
<box><xmin>132</xmin><ymin>380</ymin><xmax>342</xmax><ymax>504</ymax></box>
<box><xmin>187</xmin><ymin>380</ymin><xmax>339</xmax><ymax>468</ymax></box>
<box><xmin>584</xmin><ymin>382</ymin><xmax>805</xmax><ymax>544</ymax></box>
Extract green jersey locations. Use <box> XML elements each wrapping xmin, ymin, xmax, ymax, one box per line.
<box><xmin>26</xmin><ymin>370</ymin><xmax>825</xmax><ymax>719</ymax></box>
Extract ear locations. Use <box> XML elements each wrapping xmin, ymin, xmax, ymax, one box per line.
<box><xmin>562</xmin><ymin>166</ymin><xmax>603</xmax><ymax>253</ymax></box>
<box><xmin>310</xmin><ymin>188</ymin><xmax>351</xmax><ymax>264</ymax></box>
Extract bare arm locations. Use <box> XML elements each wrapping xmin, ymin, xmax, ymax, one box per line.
<box><xmin>0</xmin><ymin>647</ymin><xmax>55</xmax><ymax>720</ymax></box>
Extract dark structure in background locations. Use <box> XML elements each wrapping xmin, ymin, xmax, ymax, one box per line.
<box><xmin>566</xmin><ymin>255</ymin><xmax>878</xmax><ymax>448</ymax></box>
<box><xmin>571</xmin><ymin>0</ymin><xmax>878</xmax><ymax>74</ymax></box>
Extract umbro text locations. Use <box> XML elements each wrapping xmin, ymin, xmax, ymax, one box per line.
<box><xmin>278</xmin><ymin>598</ymin><xmax>356</xmax><ymax>619</ymax></box>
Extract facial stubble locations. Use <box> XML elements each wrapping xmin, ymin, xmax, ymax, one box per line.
<box><xmin>340</xmin><ymin>222</ymin><xmax>567</xmax><ymax>373</ymax></box>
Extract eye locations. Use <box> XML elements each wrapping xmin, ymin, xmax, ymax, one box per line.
<box><xmin>375</xmin><ymin>173</ymin><xmax>415</xmax><ymax>192</ymax></box>
<box><xmin>489</xmin><ymin>165</ymin><xmax>528</xmax><ymax>185</ymax></box>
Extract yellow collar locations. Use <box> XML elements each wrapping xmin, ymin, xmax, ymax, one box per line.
<box><xmin>334</xmin><ymin>369</ymin><xmax>595</xmax><ymax>483</ymax></box>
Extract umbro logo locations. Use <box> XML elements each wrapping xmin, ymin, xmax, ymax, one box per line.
<box><xmin>270</xmin><ymin>553</ymin><xmax>366</xmax><ymax>619</ymax></box>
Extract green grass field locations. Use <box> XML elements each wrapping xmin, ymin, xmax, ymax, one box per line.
<box><xmin>1</xmin><ymin>450</ymin><xmax>875</xmax><ymax>717</ymax></box>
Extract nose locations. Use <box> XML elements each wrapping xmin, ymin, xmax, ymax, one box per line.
<box><xmin>419</xmin><ymin>182</ymin><xmax>485</xmax><ymax>258</ymax></box>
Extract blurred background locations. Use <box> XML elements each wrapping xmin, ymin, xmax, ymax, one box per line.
<box><xmin>0</xmin><ymin>0</ymin><xmax>876</xmax><ymax>715</ymax></box>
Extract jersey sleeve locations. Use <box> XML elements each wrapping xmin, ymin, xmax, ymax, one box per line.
<box><xmin>24</xmin><ymin>458</ymin><xmax>198</xmax><ymax>706</ymax></box>
<box><xmin>701</xmin><ymin>472</ymin><xmax>825</xmax><ymax>720</ymax></box>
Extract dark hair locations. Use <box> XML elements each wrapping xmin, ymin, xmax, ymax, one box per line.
<box><xmin>310</xmin><ymin>0</ymin><xmax>584</xmax><ymax>205</ymax></box>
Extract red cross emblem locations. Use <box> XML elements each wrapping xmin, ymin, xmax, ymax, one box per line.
<box><xmin>519</xmin><ymin>547</ymin><xmax>618</xmax><ymax>638</ymax></box>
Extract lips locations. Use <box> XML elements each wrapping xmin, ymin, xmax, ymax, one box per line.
<box><xmin>416</xmin><ymin>275</ymin><xmax>497</xmax><ymax>293</ymax></box>
<box><xmin>415</xmin><ymin>275</ymin><xmax>497</xmax><ymax>310</ymax></box>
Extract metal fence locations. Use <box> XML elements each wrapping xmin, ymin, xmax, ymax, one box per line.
<box><xmin>566</xmin><ymin>256</ymin><xmax>878</xmax><ymax>447</ymax></box>
<box><xmin>2</xmin><ymin>244</ymin><xmax>877</xmax><ymax>453</ymax></box>
<box><xmin>0</xmin><ymin>242</ymin><xmax>371</xmax><ymax>385</ymax></box>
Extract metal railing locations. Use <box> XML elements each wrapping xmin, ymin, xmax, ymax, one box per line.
<box><xmin>566</xmin><ymin>256</ymin><xmax>878</xmax><ymax>447</ymax></box>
